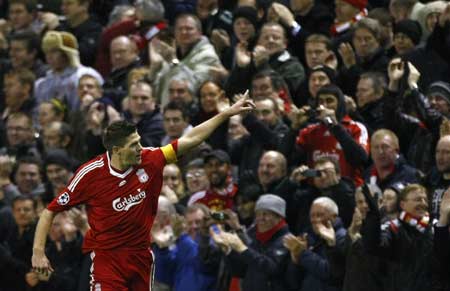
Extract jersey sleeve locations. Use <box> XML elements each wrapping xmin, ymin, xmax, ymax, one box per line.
<box><xmin>161</xmin><ymin>140</ymin><xmax>178</xmax><ymax>164</ymax></box>
<box><xmin>352</xmin><ymin>121</ymin><xmax>370</xmax><ymax>153</ymax></box>
<box><xmin>47</xmin><ymin>158</ymin><xmax>104</xmax><ymax>212</ymax></box>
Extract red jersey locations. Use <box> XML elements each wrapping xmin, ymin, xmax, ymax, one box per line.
<box><xmin>188</xmin><ymin>182</ymin><xmax>238</xmax><ymax>211</ymax></box>
<box><xmin>296</xmin><ymin>116</ymin><xmax>369</xmax><ymax>186</ymax></box>
<box><xmin>47</xmin><ymin>142</ymin><xmax>178</xmax><ymax>253</ymax></box>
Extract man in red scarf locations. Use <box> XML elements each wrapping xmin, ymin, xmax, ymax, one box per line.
<box><xmin>211</xmin><ymin>194</ymin><xmax>291</xmax><ymax>291</ymax></box>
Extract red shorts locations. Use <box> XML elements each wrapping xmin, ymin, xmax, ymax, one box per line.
<box><xmin>89</xmin><ymin>248</ymin><xmax>155</xmax><ymax>291</ymax></box>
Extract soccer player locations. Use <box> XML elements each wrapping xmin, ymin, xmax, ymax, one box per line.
<box><xmin>31</xmin><ymin>94</ymin><xmax>255</xmax><ymax>291</ymax></box>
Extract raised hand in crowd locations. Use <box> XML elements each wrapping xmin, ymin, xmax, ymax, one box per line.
<box><xmin>288</xmin><ymin>104</ymin><xmax>311</xmax><ymax>130</ymax></box>
<box><xmin>439</xmin><ymin>187</ymin><xmax>450</xmax><ymax>226</ymax></box>
<box><xmin>316</xmin><ymin>104</ymin><xmax>338</xmax><ymax>125</ymax></box>
<box><xmin>290</xmin><ymin>164</ymin><xmax>311</xmax><ymax>183</ymax></box>
<box><xmin>348</xmin><ymin>208</ymin><xmax>363</xmax><ymax>242</ymax></box>
<box><xmin>235</xmin><ymin>42</ymin><xmax>252</xmax><ymax>68</ymax></box>
<box><xmin>252</xmin><ymin>45</ymin><xmax>270</xmax><ymax>67</ymax></box>
<box><xmin>387</xmin><ymin>57</ymin><xmax>404</xmax><ymax>91</ymax></box>
<box><xmin>211</xmin><ymin>28</ymin><xmax>231</xmax><ymax>54</ymax></box>
<box><xmin>316</xmin><ymin>220</ymin><xmax>336</xmax><ymax>247</ymax></box>
<box><xmin>283</xmin><ymin>233</ymin><xmax>308</xmax><ymax>264</ymax></box>
<box><xmin>344</xmin><ymin>95</ymin><xmax>357</xmax><ymax>113</ymax></box>
<box><xmin>66</xmin><ymin>207</ymin><xmax>89</xmax><ymax>236</ymax></box>
<box><xmin>338</xmin><ymin>43</ymin><xmax>356</xmax><ymax>69</ymax></box>
<box><xmin>160</xmin><ymin>184</ymin><xmax>179</xmax><ymax>204</ymax></box>
<box><xmin>268</xmin><ymin>3</ymin><xmax>295</xmax><ymax>27</ymax></box>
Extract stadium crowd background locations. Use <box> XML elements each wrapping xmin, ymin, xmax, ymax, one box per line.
<box><xmin>0</xmin><ymin>0</ymin><xmax>450</xmax><ymax>290</ymax></box>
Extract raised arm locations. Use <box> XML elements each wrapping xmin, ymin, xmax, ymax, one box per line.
<box><xmin>177</xmin><ymin>93</ymin><xmax>255</xmax><ymax>156</ymax></box>
<box><xmin>32</xmin><ymin>209</ymin><xmax>56</xmax><ymax>274</ymax></box>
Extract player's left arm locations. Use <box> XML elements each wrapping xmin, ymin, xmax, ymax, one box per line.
<box><xmin>177</xmin><ymin>93</ymin><xmax>255</xmax><ymax>157</ymax></box>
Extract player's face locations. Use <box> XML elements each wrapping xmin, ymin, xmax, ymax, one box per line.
<box><xmin>116</xmin><ymin>132</ymin><xmax>143</xmax><ymax>168</ymax></box>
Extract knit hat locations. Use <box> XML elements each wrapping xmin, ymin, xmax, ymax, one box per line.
<box><xmin>427</xmin><ymin>81</ymin><xmax>450</xmax><ymax>105</ymax></box>
<box><xmin>309</xmin><ymin>65</ymin><xmax>337</xmax><ymax>85</ymax></box>
<box><xmin>255</xmin><ymin>194</ymin><xmax>286</xmax><ymax>218</ymax></box>
<box><xmin>204</xmin><ymin>149</ymin><xmax>231</xmax><ymax>164</ymax></box>
<box><xmin>394</xmin><ymin>20</ymin><xmax>422</xmax><ymax>45</ymax></box>
<box><xmin>233</xmin><ymin>6</ymin><xmax>258</xmax><ymax>29</ymax></box>
<box><xmin>42</xmin><ymin>31</ymin><xmax>80</xmax><ymax>67</ymax></box>
<box><xmin>341</xmin><ymin>0</ymin><xmax>368</xmax><ymax>11</ymax></box>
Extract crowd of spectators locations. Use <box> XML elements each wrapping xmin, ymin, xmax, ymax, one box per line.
<box><xmin>0</xmin><ymin>0</ymin><xmax>450</xmax><ymax>290</ymax></box>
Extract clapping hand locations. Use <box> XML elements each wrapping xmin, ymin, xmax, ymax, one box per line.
<box><xmin>283</xmin><ymin>233</ymin><xmax>308</xmax><ymax>264</ymax></box>
<box><xmin>315</xmin><ymin>221</ymin><xmax>336</xmax><ymax>246</ymax></box>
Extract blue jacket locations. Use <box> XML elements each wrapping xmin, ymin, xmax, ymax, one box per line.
<box><xmin>153</xmin><ymin>234</ymin><xmax>216</xmax><ymax>291</ymax></box>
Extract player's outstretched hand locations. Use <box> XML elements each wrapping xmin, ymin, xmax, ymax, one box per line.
<box><xmin>227</xmin><ymin>91</ymin><xmax>255</xmax><ymax>117</ymax></box>
<box><xmin>32</xmin><ymin>250</ymin><xmax>54</xmax><ymax>277</ymax></box>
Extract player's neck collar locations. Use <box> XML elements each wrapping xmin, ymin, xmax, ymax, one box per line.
<box><xmin>106</xmin><ymin>151</ymin><xmax>133</xmax><ymax>178</ymax></box>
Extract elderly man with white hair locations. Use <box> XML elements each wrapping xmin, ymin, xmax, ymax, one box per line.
<box><xmin>284</xmin><ymin>197</ymin><xmax>347</xmax><ymax>291</ymax></box>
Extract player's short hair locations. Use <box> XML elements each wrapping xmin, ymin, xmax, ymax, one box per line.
<box><xmin>103</xmin><ymin>121</ymin><xmax>137</xmax><ymax>152</ymax></box>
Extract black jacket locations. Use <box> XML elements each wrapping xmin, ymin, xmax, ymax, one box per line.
<box><xmin>362</xmin><ymin>208</ymin><xmax>442</xmax><ymax>291</ymax></box>
<box><xmin>226</xmin><ymin>225</ymin><xmax>291</xmax><ymax>291</ymax></box>
<box><xmin>229</xmin><ymin>114</ymin><xmax>290</xmax><ymax>178</ymax></box>
<box><xmin>124</xmin><ymin>108</ymin><xmax>165</xmax><ymax>147</ymax></box>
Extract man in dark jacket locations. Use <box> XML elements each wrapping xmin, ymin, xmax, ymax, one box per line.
<box><xmin>229</xmin><ymin>95</ymin><xmax>290</xmax><ymax>177</ymax></box>
<box><xmin>123</xmin><ymin>80</ymin><xmax>164</xmax><ymax>147</ymax></box>
<box><xmin>288</xmin><ymin>157</ymin><xmax>355</xmax><ymax>233</ymax></box>
<box><xmin>364</xmin><ymin>129</ymin><xmax>421</xmax><ymax>191</ymax></box>
<box><xmin>57</xmin><ymin>0</ymin><xmax>102</xmax><ymax>67</ymax></box>
<box><xmin>361</xmin><ymin>183</ymin><xmax>441</xmax><ymax>291</ymax></box>
<box><xmin>213</xmin><ymin>194</ymin><xmax>291</xmax><ymax>291</ymax></box>
<box><xmin>284</xmin><ymin>197</ymin><xmax>347</xmax><ymax>291</ymax></box>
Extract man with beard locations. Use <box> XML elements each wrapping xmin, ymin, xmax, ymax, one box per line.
<box><xmin>188</xmin><ymin>150</ymin><xmax>237</xmax><ymax>211</ymax></box>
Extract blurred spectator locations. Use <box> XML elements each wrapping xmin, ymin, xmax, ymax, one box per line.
<box><xmin>7</xmin><ymin>31</ymin><xmax>48</xmax><ymax>78</ymax></box>
<box><xmin>354</xmin><ymin>71</ymin><xmax>387</xmax><ymax>133</ymax></box>
<box><xmin>95</xmin><ymin>0</ymin><xmax>166</xmax><ymax>76</ymax></box>
<box><xmin>34</xmin><ymin>31</ymin><xmax>103</xmax><ymax>110</ymax></box>
<box><xmin>361</xmin><ymin>183</ymin><xmax>444</xmax><ymax>291</ymax></box>
<box><xmin>339</xmin><ymin>18</ymin><xmax>389</xmax><ymax>96</ymax></box>
<box><xmin>38</xmin><ymin>99</ymin><xmax>67</xmax><ymax>129</ymax></box>
<box><xmin>285</xmin><ymin>197</ymin><xmax>347</xmax><ymax>291</ymax></box>
<box><xmin>161</xmin><ymin>163</ymin><xmax>187</xmax><ymax>205</ymax></box>
<box><xmin>57</xmin><ymin>0</ymin><xmax>102</xmax><ymax>67</ymax></box>
<box><xmin>103</xmin><ymin>35</ymin><xmax>142</xmax><ymax>109</ymax></box>
<box><xmin>189</xmin><ymin>150</ymin><xmax>237</xmax><ymax>211</ymax></box>
<box><xmin>389</xmin><ymin>0</ymin><xmax>424</xmax><ymax>23</ymax></box>
<box><xmin>230</xmin><ymin>95</ymin><xmax>289</xmax><ymax>177</ymax></box>
<box><xmin>393</xmin><ymin>19</ymin><xmax>422</xmax><ymax>56</ymax></box>
<box><xmin>365</xmin><ymin>129</ymin><xmax>420</xmax><ymax>190</ymax></box>
<box><xmin>0</xmin><ymin>195</ymin><xmax>37</xmax><ymax>291</ymax></box>
<box><xmin>124</xmin><ymin>80</ymin><xmax>164</xmax><ymax>147</ymax></box>
<box><xmin>268</xmin><ymin>1</ymin><xmax>334</xmax><ymax>64</ymax></box>
<box><xmin>167</xmin><ymin>76</ymin><xmax>199</xmax><ymax>120</ymax></box>
<box><xmin>44</xmin><ymin>149</ymin><xmax>75</xmax><ymax>200</ymax></box>
<box><xmin>1</xmin><ymin>112</ymin><xmax>40</xmax><ymax>159</ymax></box>
<box><xmin>295</xmin><ymin>84</ymin><xmax>369</xmax><ymax>186</ymax></box>
<box><xmin>12</xmin><ymin>155</ymin><xmax>45</xmax><ymax>196</ymax></box>
<box><xmin>148</xmin><ymin>13</ymin><xmax>222</xmax><ymax>106</ymax></box>
<box><xmin>2</xmin><ymin>69</ymin><xmax>37</xmax><ymax>123</ymax></box>
<box><xmin>192</xmin><ymin>80</ymin><xmax>230</xmax><ymax>150</ymax></box>
<box><xmin>183</xmin><ymin>158</ymin><xmax>210</xmax><ymax>206</ymax></box>
<box><xmin>41</xmin><ymin>121</ymin><xmax>73</xmax><ymax>153</ymax></box>
<box><xmin>426</xmin><ymin>135</ymin><xmax>450</xmax><ymax>220</ymax></box>
<box><xmin>161</xmin><ymin>101</ymin><xmax>193</xmax><ymax>146</ymax></box>
<box><xmin>287</xmin><ymin>156</ymin><xmax>356</xmax><ymax>232</ymax></box>
<box><xmin>212</xmin><ymin>194</ymin><xmax>291</xmax><ymax>291</ymax></box>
